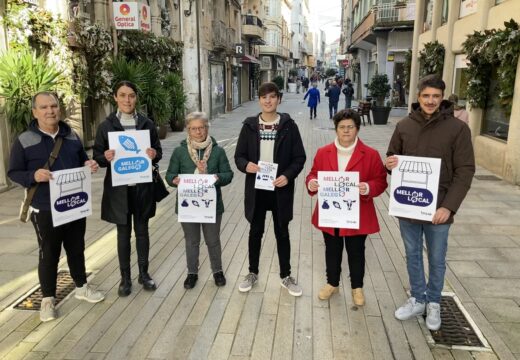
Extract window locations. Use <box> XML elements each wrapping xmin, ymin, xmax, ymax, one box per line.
<box><xmin>423</xmin><ymin>0</ymin><xmax>433</xmax><ymax>32</ymax></box>
<box><xmin>482</xmin><ymin>68</ymin><xmax>510</xmax><ymax>141</ymax></box>
<box><xmin>453</xmin><ymin>55</ymin><xmax>470</xmax><ymax>105</ymax></box>
<box><xmin>441</xmin><ymin>0</ymin><xmax>449</xmax><ymax>24</ymax></box>
<box><xmin>495</xmin><ymin>0</ymin><xmax>506</xmax><ymax>4</ymax></box>
<box><xmin>460</xmin><ymin>0</ymin><xmax>477</xmax><ymax>18</ymax></box>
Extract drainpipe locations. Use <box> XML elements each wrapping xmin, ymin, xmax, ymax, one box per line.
<box><xmin>195</xmin><ymin>0</ymin><xmax>202</xmax><ymax>110</ymax></box>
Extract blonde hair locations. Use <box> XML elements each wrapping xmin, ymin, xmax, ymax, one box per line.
<box><xmin>185</xmin><ymin>111</ymin><xmax>209</xmax><ymax>128</ymax></box>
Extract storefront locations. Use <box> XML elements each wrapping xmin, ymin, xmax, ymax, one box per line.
<box><xmin>209</xmin><ymin>61</ymin><xmax>226</xmax><ymax>118</ymax></box>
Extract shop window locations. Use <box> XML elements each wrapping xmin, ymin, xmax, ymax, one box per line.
<box><xmin>482</xmin><ymin>68</ymin><xmax>510</xmax><ymax>141</ymax></box>
<box><xmin>453</xmin><ymin>55</ymin><xmax>470</xmax><ymax>106</ymax></box>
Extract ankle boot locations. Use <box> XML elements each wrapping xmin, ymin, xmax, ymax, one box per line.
<box><xmin>138</xmin><ymin>263</ymin><xmax>157</xmax><ymax>291</ymax></box>
<box><xmin>118</xmin><ymin>268</ymin><xmax>132</xmax><ymax>297</ymax></box>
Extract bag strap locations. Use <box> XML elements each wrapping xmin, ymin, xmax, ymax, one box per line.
<box><xmin>23</xmin><ymin>137</ymin><xmax>64</xmax><ymax>207</ymax></box>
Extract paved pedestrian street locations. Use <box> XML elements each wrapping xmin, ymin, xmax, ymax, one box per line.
<box><xmin>1</xmin><ymin>91</ymin><xmax>519</xmax><ymax>359</ymax></box>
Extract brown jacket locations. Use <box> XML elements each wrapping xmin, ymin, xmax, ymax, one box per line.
<box><xmin>387</xmin><ymin>100</ymin><xmax>475</xmax><ymax>223</ymax></box>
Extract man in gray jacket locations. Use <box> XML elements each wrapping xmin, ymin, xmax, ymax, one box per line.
<box><xmin>385</xmin><ymin>75</ymin><xmax>475</xmax><ymax>331</ymax></box>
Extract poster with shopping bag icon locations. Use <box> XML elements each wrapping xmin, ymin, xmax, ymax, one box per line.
<box><xmin>108</xmin><ymin>130</ymin><xmax>152</xmax><ymax>186</ymax></box>
<box><xmin>177</xmin><ymin>174</ymin><xmax>217</xmax><ymax>223</ymax></box>
<box><xmin>49</xmin><ymin>166</ymin><xmax>92</xmax><ymax>227</ymax></box>
<box><xmin>317</xmin><ymin>171</ymin><xmax>360</xmax><ymax>229</ymax></box>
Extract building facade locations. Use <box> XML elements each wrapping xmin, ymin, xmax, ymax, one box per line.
<box><xmin>410</xmin><ymin>0</ymin><xmax>520</xmax><ymax>184</ymax></box>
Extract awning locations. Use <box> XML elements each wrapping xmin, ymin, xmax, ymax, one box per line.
<box><xmin>241</xmin><ymin>55</ymin><xmax>261</xmax><ymax>64</ymax></box>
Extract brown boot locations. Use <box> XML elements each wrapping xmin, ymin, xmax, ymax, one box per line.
<box><xmin>318</xmin><ymin>284</ymin><xmax>339</xmax><ymax>300</ymax></box>
<box><xmin>352</xmin><ymin>288</ymin><xmax>365</xmax><ymax>306</ymax></box>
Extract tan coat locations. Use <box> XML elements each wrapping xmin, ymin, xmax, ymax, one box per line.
<box><xmin>387</xmin><ymin>100</ymin><xmax>475</xmax><ymax>223</ymax></box>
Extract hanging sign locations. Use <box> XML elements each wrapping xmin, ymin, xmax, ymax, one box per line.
<box><xmin>113</xmin><ymin>2</ymin><xmax>139</xmax><ymax>30</ymax></box>
<box><xmin>317</xmin><ymin>171</ymin><xmax>360</xmax><ymax>229</ymax></box>
<box><xmin>140</xmin><ymin>3</ymin><xmax>151</xmax><ymax>32</ymax></box>
<box><xmin>108</xmin><ymin>130</ymin><xmax>152</xmax><ymax>186</ymax></box>
<box><xmin>177</xmin><ymin>175</ymin><xmax>217</xmax><ymax>223</ymax></box>
<box><xmin>49</xmin><ymin>166</ymin><xmax>92</xmax><ymax>227</ymax></box>
<box><xmin>388</xmin><ymin>155</ymin><xmax>441</xmax><ymax>221</ymax></box>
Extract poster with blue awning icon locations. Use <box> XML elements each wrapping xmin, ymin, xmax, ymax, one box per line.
<box><xmin>177</xmin><ymin>174</ymin><xmax>217</xmax><ymax>223</ymax></box>
<box><xmin>108</xmin><ymin>130</ymin><xmax>152</xmax><ymax>186</ymax></box>
<box><xmin>388</xmin><ymin>155</ymin><xmax>441</xmax><ymax>221</ymax></box>
<box><xmin>49</xmin><ymin>166</ymin><xmax>92</xmax><ymax>227</ymax></box>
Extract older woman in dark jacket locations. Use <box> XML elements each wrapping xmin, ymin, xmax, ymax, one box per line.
<box><xmin>93</xmin><ymin>81</ymin><xmax>162</xmax><ymax>297</ymax></box>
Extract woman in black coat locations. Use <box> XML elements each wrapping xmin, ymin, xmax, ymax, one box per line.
<box><xmin>93</xmin><ymin>81</ymin><xmax>162</xmax><ymax>297</ymax></box>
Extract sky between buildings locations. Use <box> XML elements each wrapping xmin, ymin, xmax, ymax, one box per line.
<box><xmin>310</xmin><ymin>0</ymin><xmax>342</xmax><ymax>44</ymax></box>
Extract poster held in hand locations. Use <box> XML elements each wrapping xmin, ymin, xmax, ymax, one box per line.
<box><xmin>49</xmin><ymin>166</ymin><xmax>92</xmax><ymax>227</ymax></box>
<box><xmin>318</xmin><ymin>171</ymin><xmax>360</xmax><ymax>229</ymax></box>
<box><xmin>254</xmin><ymin>161</ymin><xmax>278</xmax><ymax>191</ymax></box>
<box><xmin>108</xmin><ymin>130</ymin><xmax>152</xmax><ymax>186</ymax></box>
<box><xmin>177</xmin><ymin>174</ymin><xmax>217</xmax><ymax>223</ymax></box>
<box><xmin>388</xmin><ymin>155</ymin><xmax>441</xmax><ymax>221</ymax></box>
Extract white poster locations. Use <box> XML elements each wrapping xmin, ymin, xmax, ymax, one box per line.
<box><xmin>254</xmin><ymin>161</ymin><xmax>278</xmax><ymax>191</ymax></box>
<box><xmin>388</xmin><ymin>155</ymin><xmax>441</xmax><ymax>222</ymax></box>
<box><xmin>177</xmin><ymin>174</ymin><xmax>217</xmax><ymax>223</ymax></box>
<box><xmin>109</xmin><ymin>130</ymin><xmax>152</xmax><ymax>187</ymax></box>
<box><xmin>49</xmin><ymin>166</ymin><xmax>92</xmax><ymax>227</ymax></box>
<box><xmin>459</xmin><ymin>0</ymin><xmax>477</xmax><ymax>18</ymax></box>
<box><xmin>318</xmin><ymin>171</ymin><xmax>360</xmax><ymax>229</ymax></box>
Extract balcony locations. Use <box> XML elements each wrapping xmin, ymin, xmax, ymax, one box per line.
<box><xmin>242</xmin><ymin>15</ymin><xmax>264</xmax><ymax>39</ymax></box>
<box><xmin>212</xmin><ymin>20</ymin><xmax>227</xmax><ymax>49</ymax></box>
<box><xmin>227</xmin><ymin>28</ymin><xmax>236</xmax><ymax>49</ymax></box>
<box><xmin>259</xmin><ymin>45</ymin><xmax>289</xmax><ymax>59</ymax></box>
<box><xmin>374</xmin><ymin>1</ymin><xmax>415</xmax><ymax>29</ymax></box>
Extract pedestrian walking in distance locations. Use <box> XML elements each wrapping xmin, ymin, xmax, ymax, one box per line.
<box><xmin>326</xmin><ymin>80</ymin><xmax>341</xmax><ymax>119</ymax></box>
<box><xmin>387</xmin><ymin>75</ymin><xmax>475</xmax><ymax>331</ymax></box>
<box><xmin>342</xmin><ymin>81</ymin><xmax>355</xmax><ymax>109</ymax></box>
<box><xmin>304</xmin><ymin>82</ymin><xmax>320</xmax><ymax>119</ymax></box>
<box><xmin>93</xmin><ymin>81</ymin><xmax>162</xmax><ymax>297</ymax></box>
<box><xmin>166</xmin><ymin>112</ymin><xmax>233</xmax><ymax>289</ymax></box>
<box><xmin>306</xmin><ymin>109</ymin><xmax>387</xmax><ymax>304</ymax></box>
<box><xmin>234</xmin><ymin>82</ymin><xmax>306</xmax><ymax>296</ymax></box>
<box><xmin>8</xmin><ymin>91</ymin><xmax>104</xmax><ymax>322</ymax></box>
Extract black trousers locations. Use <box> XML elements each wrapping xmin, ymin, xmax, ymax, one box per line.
<box><xmin>323</xmin><ymin>230</ymin><xmax>367</xmax><ymax>288</ymax></box>
<box><xmin>31</xmin><ymin>211</ymin><xmax>87</xmax><ymax>297</ymax></box>
<box><xmin>116</xmin><ymin>186</ymin><xmax>150</xmax><ymax>271</ymax></box>
<box><xmin>310</xmin><ymin>106</ymin><xmax>317</xmax><ymax>118</ymax></box>
<box><xmin>248</xmin><ymin>190</ymin><xmax>291</xmax><ymax>278</ymax></box>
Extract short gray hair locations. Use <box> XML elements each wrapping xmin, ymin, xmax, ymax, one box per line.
<box><xmin>186</xmin><ymin>111</ymin><xmax>209</xmax><ymax>128</ymax></box>
<box><xmin>32</xmin><ymin>92</ymin><xmax>59</xmax><ymax>109</ymax></box>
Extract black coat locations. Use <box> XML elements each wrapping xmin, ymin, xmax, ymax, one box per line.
<box><xmin>234</xmin><ymin>113</ymin><xmax>306</xmax><ymax>224</ymax></box>
<box><xmin>93</xmin><ymin>113</ymin><xmax>162</xmax><ymax>224</ymax></box>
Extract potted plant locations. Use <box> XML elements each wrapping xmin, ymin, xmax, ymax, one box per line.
<box><xmin>164</xmin><ymin>72</ymin><xmax>187</xmax><ymax>132</ymax></box>
<box><xmin>272</xmin><ymin>75</ymin><xmax>284</xmax><ymax>99</ymax></box>
<box><xmin>367</xmin><ymin>73</ymin><xmax>392</xmax><ymax>125</ymax></box>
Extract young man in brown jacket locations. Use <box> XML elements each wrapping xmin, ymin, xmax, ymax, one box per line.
<box><xmin>385</xmin><ymin>75</ymin><xmax>475</xmax><ymax>331</ymax></box>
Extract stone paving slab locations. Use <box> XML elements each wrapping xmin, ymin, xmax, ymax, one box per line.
<box><xmin>0</xmin><ymin>92</ymin><xmax>519</xmax><ymax>359</ymax></box>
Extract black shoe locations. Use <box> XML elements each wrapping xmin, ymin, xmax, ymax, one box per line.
<box><xmin>184</xmin><ymin>274</ymin><xmax>198</xmax><ymax>289</ymax></box>
<box><xmin>213</xmin><ymin>271</ymin><xmax>226</xmax><ymax>287</ymax></box>
<box><xmin>138</xmin><ymin>264</ymin><xmax>157</xmax><ymax>291</ymax></box>
<box><xmin>118</xmin><ymin>269</ymin><xmax>132</xmax><ymax>297</ymax></box>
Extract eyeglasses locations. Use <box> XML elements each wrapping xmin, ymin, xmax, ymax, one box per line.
<box><xmin>337</xmin><ymin>125</ymin><xmax>356</xmax><ymax>131</ymax></box>
<box><xmin>189</xmin><ymin>126</ymin><xmax>207</xmax><ymax>132</ymax></box>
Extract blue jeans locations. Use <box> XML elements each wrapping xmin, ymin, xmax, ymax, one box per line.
<box><xmin>399</xmin><ymin>219</ymin><xmax>451</xmax><ymax>303</ymax></box>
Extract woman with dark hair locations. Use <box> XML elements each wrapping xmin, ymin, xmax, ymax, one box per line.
<box><xmin>305</xmin><ymin>109</ymin><xmax>387</xmax><ymax>304</ymax></box>
<box><xmin>93</xmin><ymin>81</ymin><xmax>162</xmax><ymax>297</ymax></box>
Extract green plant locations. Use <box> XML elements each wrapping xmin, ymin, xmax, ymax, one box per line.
<box><xmin>419</xmin><ymin>41</ymin><xmax>445</xmax><ymax>77</ymax></box>
<box><xmin>111</xmin><ymin>58</ymin><xmax>172</xmax><ymax>125</ymax></box>
<box><xmin>325</xmin><ymin>68</ymin><xmax>337</xmax><ymax>77</ymax></box>
<box><xmin>403</xmin><ymin>49</ymin><xmax>413</xmax><ymax>90</ymax></box>
<box><xmin>164</xmin><ymin>73</ymin><xmax>187</xmax><ymax>131</ymax></box>
<box><xmin>272</xmin><ymin>75</ymin><xmax>284</xmax><ymax>91</ymax></box>
<box><xmin>367</xmin><ymin>73</ymin><xmax>391</xmax><ymax>107</ymax></box>
<box><xmin>0</xmin><ymin>49</ymin><xmax>62</xmax><ymax>135</ymax></box>
<box><xmin>289</xmin><ymin>68</ymin><xmax>298</xmax><ymax>77</ymax></box>
<box><xmin>462</xmin><ymin>19</ymin><xmax>520</xmax><ymax>115</ymax></box>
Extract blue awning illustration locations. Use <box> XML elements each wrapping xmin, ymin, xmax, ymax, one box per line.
<box><xmin>56</xmin><ymin>171</ymin><xmax>86</xmax><ymax>195</ymax></box>
<box><xmin>399</xmin><ymin>160</ymin><xmax>432</xmax><ymax>188</ymax></box>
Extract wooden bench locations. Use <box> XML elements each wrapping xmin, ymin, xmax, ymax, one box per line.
<box><xmin>355</xmin><ymin>101</ymin><xmax>372</xmax><ymax>126</ymax></box>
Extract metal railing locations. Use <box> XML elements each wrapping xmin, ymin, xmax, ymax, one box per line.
<box><xmin>212</xmin><ymin>20</ymin><xmax>227</xmax><ymax>48</ymax></box>
<box><xmin>243</xmin><ymin>15</ymin><xmax>263</xmax><ymax>28</ymax></box>
<box><xmin>376</xmin><ymin>1</ymin><xmax>413</xmax><ymax>23</ymax></box>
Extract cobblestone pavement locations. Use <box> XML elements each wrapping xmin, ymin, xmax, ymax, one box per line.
<box><xmin>0</xmin><ymin>89</ymin><xmax>519</xmax><ymax>359</ymax></box>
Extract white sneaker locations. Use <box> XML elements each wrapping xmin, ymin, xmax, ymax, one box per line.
<box><xmin>395</xmin><ymin>297</ymin><xmax>426</xmax><ymax>320</ymax></box>
<box><xmin>74</xmin><ymin>284</ymin><xmax>105</xmax><ymax>303</ymax></box>
<box><xmin>238</xmin><ymin>273</ymin><xmax>258</xmax><ymax>293</ymax></box>
<box><xmin>280</xmin><ymin>276</ymin><xmax>303</xmax><ymax>297</ymax></box>
<box><xmin>40</xmin><ymin>297</ymin><xmax>57</xmax><ymax>322</ymax></box>
<box><xmin>426</xmin><ymin>302</ymin><xmax>441</xmax><ymax>331</ymax></box>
